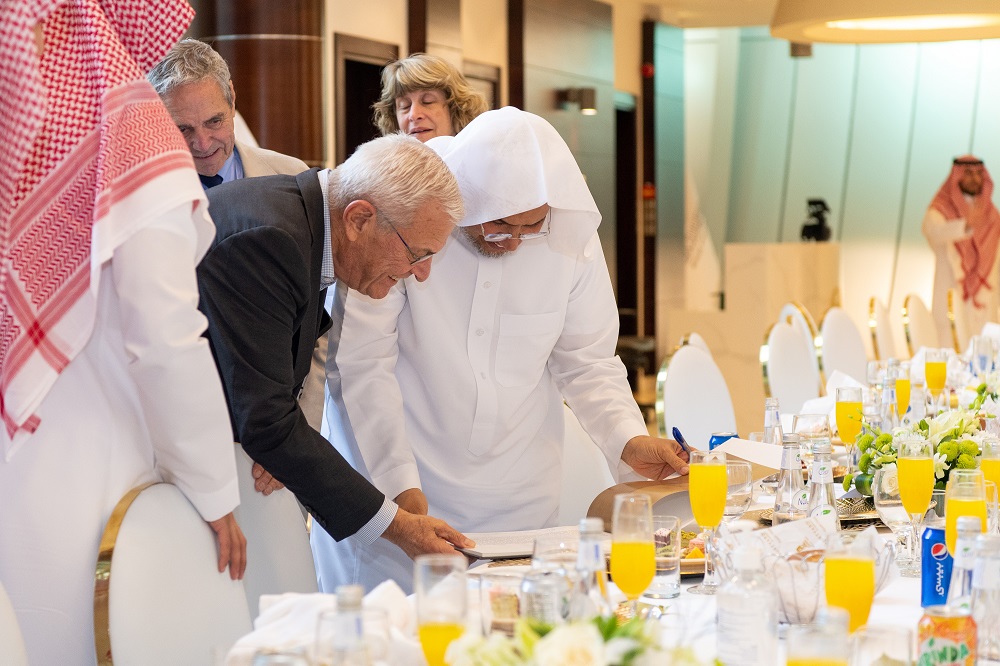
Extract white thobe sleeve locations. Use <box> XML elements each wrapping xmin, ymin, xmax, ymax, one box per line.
<box><xmin>922</xmin><ymin>208</ymin><xmax>970</xmax><ymax>247</ymax></box>
<box><xmin>548</xmin><ymin>235</ymin><xmax>649</xmax><ymax>480</ymax></box>
<box><xmin>110</xmin><ymin>203</ymin><xmax>239</xmax><ymax>522</ymax></box>
<box><xmin>329</xmin><ymin>284</ymin><xmax>420</xmax><ymax>503</ymax></box>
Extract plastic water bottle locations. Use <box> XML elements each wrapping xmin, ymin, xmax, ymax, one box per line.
<box><xmin>763</xmin><ymin>397</ymin><xmax>781</xmax><ymax>445</ymax></box>
<box><xmin>806</xmin><ymin>439</ymin><xmax>841</xmax><ymax>530</ymax></box>
<box><xmin>329</xmin><ymin>585</ymin><xmax>371</xmax><ymax>666</ymax></box>
<box><xmin>717</xmin><ymin>546</ymin><xmax>778</xmax><ymax>666</ymax></box>
<box><xmin>570</xmin><ymin>517</ymin><xmax>613</xmax><ymax>620</ymax></box>
<box><xmin>946</xmin><ymin>516</ymin><xmax>982</xmax><ymax>611</ymax></box>
<box><xmin>971</xmin><ymin>534</ymin><xmax>1000</xmax><ymax>664</ymax></box>
<box><xmin>773</xmin><ymin>433</ymin><xmax>808</xmax><ymax>524</ymax></box>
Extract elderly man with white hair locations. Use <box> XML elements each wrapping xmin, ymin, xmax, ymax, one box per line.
<box><xmin>312</xmin><ymin>107</ymin><xmax>689</xmax><ymax>592</ymax></box>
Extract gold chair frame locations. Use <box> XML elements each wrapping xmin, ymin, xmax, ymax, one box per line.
<box><xmin>947</xmin><ymin>288</ymin><xmax>963</xmax><ymax>353</ymax></box>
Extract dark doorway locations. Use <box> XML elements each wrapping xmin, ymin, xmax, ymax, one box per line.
<box><xmin>334</xmin><ymin>34</ymin><xmax>398</xmax><ymax>165</ymax></box>
<box><xmin>615</xmin><ymin>103</ymin><xmax>638</xmax><ymax>336</ymax></box>
<box><xmin>343</xmin><ymin>59</ymin><xmax>385</xmax><ymax>160</ymax></box>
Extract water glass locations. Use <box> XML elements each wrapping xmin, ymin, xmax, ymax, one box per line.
<box><xmin>520</xmin><ymin>569</ymin><xmax>569</xmax><ymax>626</ymax></box>
<box><xmin>250</xmin><ymin>650</ymin><xmax>309</xmax><ymax>666</ymax></box>
<box><xmin>531</xmin><ymin>536</ymin><xmax>577</xmax><ymax>577</ymax></box>
<box><xmin>648</xmin><ymin>515</ymin><xmax>681</xmax><ymax>599</ymax></box>
<box><xmin>414</xmin><ymin>553</ymin><xmax>467</xmax><ymax>666</ymax></box>
<box><xmin>313</xmin><ymin>608</ymin><xmax>389</xmax><ymax>666</ymax></box>
<box><xmin>987</xmin><ymin>481</ymin><xmax>999</xmax><ymax>534</ymax></box>
<box><xmin>972</xmin><ymin>335</ymin><xmax>996</xmax><ymax>379</ymax></box>
<box><xmin>723</xmin><ymin>460</ymin><xmax>753</xmax><ymax>523</ymax></box>
<box><xmin>926</xmin><ymin>489</ymin><xmax>946</xmax><ymax>526</ymax></box>
<box><xmin>872</xmin><ymin>468</ymin><xmax>914</xmax><ymax>574</ymax></box>
<box><xmin>480</xmin><ymin>572</ymin><xmax>524</xmax><ymax>637</ymax></box>
<box><xmin>849</xmin><ymin>625</ymin><xmax>913</xmax><ymax>665</ymax></box>
<box><xmin>786</xmin><ymin>607</ymin><xmax>850</xmax><ymax>665</ymax></box>
<box><xmin>792</xmin><ymin>413</ymin><xmax>832</xmax><ymax>469</ymax></box>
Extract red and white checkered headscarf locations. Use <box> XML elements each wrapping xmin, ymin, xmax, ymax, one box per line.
<box><xmin>0</xmin><ymin>0</ymin><xmax>210</xmax><ymax>445</ymax></box>
<box><xmin>930</xmin><ymin>156</ymin><xmax>1000</xmax><ymax>309</ymax></box>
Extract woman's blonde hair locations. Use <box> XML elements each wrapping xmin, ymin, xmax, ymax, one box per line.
<box><xmin>373</xmin><ymin>53</ymin><xmax>489</xmax><ymax>136</ymax></box>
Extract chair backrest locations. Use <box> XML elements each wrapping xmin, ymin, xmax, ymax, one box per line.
<box><xmin>95</xmin><ymin>483</ymin><xmax>253</xmax><ymax>666</ymax></box>
<box><xmin>656</xmin><ymin>344</ymin><xmax>737</xmax><ymax>450</ymax></box>
<box><xmin>868</xmin><ymin>297</ymin><xmax>899</xmax><ymax>360</ymax></box>
<box><xmin>761</xmin><ymin>319</ymin><xmax>821</xmax><ymax>416</ymax></box>
<box><xmin>902</xmin><ymin>293</ymin><xmax>939</xmax><ymax>357</ymax></box>
<box><xmin>819</xmin><ymin>306</ymin><xmax>869</xmax><ymax>384</ymax></box>
<box><xmin>0</xmin><ymin>581</ymin><xmax>27</xmax><ymax>666</ymax></box>
<box><xmin>777</xmin><ymin>301</ymin><xmax>825</xmax><ymax>391</ymax></box>
<box><xmin>233</xmin><ymin>447</ymin><xmax>317</xmax><ymax>619</ymax></box>
<box><xmin>558</xmin><ymin>405</ymin><xmax>615</xmax><ymax>526</ymax></box>
<box><xmin>678</xmin><ymin>331</ymin><xmax>711</xmax><ymax>355</ymax></box>
<box><xmin>948</xmin><ymin>288</ymin><xmax>972</xmax><ymax>353</ymax></box>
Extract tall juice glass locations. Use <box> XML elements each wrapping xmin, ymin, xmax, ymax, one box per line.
<box><xmin>836</xmin><ymin>387</ymin><xmax>864</xmax><ymax>473</ymax></box>
<box><xmin>944</xmin><ymin>469</ymin><xmax>987</xmax><ymax>555</ymax></box>
<box><xmin>824</xmin><ymin>533</ymin><xmax>876</xmax><ymax>633</ymax></box>
<box><xmin>687</xmin><ymin>449</ymin><xmax>726</xmax><ymax>595</ymax></box>
<box><xmin>896</xmin><ymin>438</ymin><xmax>935</xmax><ymax>576</ymax></box>
<box><xmin>925</xmin><ymin>349</ymin><xmax>947</xmax><ymax>416</ymax></box>
<box><xmin>414</xmin><ymin>554</ymin><xmax>467</xmax><ymax>666</ymax></box>
<box><xmin>610</xmin><ymin>493</ymin><xmax>654</xmax><ymax>616</ymax></box>
<box><xmin>982</xmin><ymin>437</ymin><xmax>1000</xmax><ymax>494</ymax></box>
<box><xmin>894</xmin><ymin>362</ymin><xmax>911</xmax><ymax>419</ymax></box>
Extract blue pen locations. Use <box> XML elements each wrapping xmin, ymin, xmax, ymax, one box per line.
<box><xmin>671</xmin><ymin>427</ymin><xmax>691</xmax><ymax>453</ymax></box>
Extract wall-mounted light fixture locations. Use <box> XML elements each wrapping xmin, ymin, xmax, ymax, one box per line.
<box><xmin>771</xmin><ymin>0</ymin><xmax>1000</xmax><ymax>43</ymax></box>
<box><xmin>556</xmin><ymin>87</ymin><xmax>597</xmax><ymax>115</ymax></box>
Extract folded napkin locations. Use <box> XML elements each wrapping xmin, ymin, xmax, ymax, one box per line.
<box><xmin>226</xmin><ymin>581</ymin><xmax>424</xmax><ymax>666</ymax></box>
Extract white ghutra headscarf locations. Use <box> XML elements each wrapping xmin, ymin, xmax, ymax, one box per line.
<box><xmin>427</xmin><ymin>106</ymin><xmax>602</xmax><ymax>258</ymax></box>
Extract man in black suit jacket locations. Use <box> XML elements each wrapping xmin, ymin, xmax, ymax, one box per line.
<box><xmin>198</xmin><ymin>133</ymin><xmax>472</xmax><ymax>556</ymax></box>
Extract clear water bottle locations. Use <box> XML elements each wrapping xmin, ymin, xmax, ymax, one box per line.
<box><xmin>947</xmin><ymin>516</ymin><xmax>982</xmax><ymax>611</ymax></box>
<box><xmin>328</xmin><ymin>585</ymin><xmax>371</xmax><ymax>666</ymax></box>
<box><xmin>773</xmin><ymin>433</ymin><xmax>808</xmax><ymax>524</ymax></box>
<box><xmin>763</xmin><ymin>397</ymin><xmax>781</xmax><ymax>445</ymax></box>
<box><xmin>806</xmin><ymin>439</ymin><xmax>841</xmax><ymax>530</ymax></box>
<box><xmin>879</xmin><ymin>375</ymin><xmax>898</xmax><ymax>430</ymax></box>
<box><xmin>717</xmin><ymin>546</ymin><xmax>778</xmax><ymax>666</ymax></box>
<box><xmin>971</xmin><ymin>534</ymin><xmax>1000</xmax><ymax>664</ymax></box>
<box><xmin>570</xmin><ymin>517</ymin><xmax>613</xmax><ymax>620</ymax></box>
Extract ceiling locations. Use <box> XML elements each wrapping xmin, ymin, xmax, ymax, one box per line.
<box><xmin>634</xmin><ymin>0</ymin><xmax>779</xmax><ymax>28</ymax></box>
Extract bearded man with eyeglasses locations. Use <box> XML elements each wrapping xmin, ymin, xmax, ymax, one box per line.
<box><xmin>312</xmin><ymin>107</ymin><xmax>691</xmax><ymax>593</ymax></box>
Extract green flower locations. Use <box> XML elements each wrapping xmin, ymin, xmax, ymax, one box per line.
<box><xmin>938</xmin><ymin>441</ymin><xmax>959</xmax><ymax>463</ymax></box>
<box><xmin>856</xmin><ymin>433</ymin><xmax>875</xmax><ymax>452</ymax></box>
<box><xmin>958</xmin><ymin>440</ymin><xmax>980</xmax><ymax>457</ymax></box>
<box><xmin>874</xmin><ymin>433</ymin><xmax>894</xmax><ymax>451</ymax></box>
<box><xmin>956</xmin><ymin>453</ymin><xmax>977</xmax><ymax>470</ymax></box>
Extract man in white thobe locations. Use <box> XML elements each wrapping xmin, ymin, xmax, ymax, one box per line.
<box><xmin>311</xmin><ymin>107</ymin><xmax>689</xmax><ymax>592</ymax></box>
<box><xmin>922</xmin><ymin>156</ymin><xmax>1000</xmax><ymax>343</ymax></box>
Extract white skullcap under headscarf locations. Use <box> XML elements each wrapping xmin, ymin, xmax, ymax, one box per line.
<box><xmin>426</xmin><ymin>106</ymin><xmax>602</xmax><ymax>256</ymax></box>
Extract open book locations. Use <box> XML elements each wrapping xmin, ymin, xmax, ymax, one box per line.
<box><xmin>457</xmin><ymin>525</ymin><xmax>609</xmax><ymax>560</ymax></box>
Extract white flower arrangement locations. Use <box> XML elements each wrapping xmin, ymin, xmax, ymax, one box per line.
<box><xmin>445</xmin><ymin>617</ymin><xmax>719</xmax><ymax>666</ymax></box>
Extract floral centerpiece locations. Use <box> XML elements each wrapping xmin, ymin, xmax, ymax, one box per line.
<box><xmin>445</xmin><ymin>617</ymin><xmax>719</xmax><ymax>666</ymax></box>
<box><xmin>845</xmin><ymin>384</ymin><xmax>996</xmax><ymax>495</ymax></box>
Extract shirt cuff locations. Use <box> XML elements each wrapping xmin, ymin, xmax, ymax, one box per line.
<box><xmin>354</xmin><ymin>497</ymin><xmax>398</xmax><ymax>545</ymax></box>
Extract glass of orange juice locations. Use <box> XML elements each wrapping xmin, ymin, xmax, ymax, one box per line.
<box><xmin>925</xmin><ymin>349</ymin><xmax>948</xmax><ymax>416</ymax></box>
<box><xmin>836</xmin><ymin>387</ymin><xmax>864</xmax><ymax>474</ymax></box>
<box><xmin>610</xmin><ymin>493</ymin><xmax>654</xmax><ymax>616</ymax></box>
<box><xmin>414</xmin><ymin>553</ymin><xmax>467</xmax><ymax>666</ymax></box>
<box><xmin>687</xmin><ymin>449</ymin><xmax>726</xmax><ymax>595</ymax></box>
<box><xmin>896</xmin><ymin>436</ymin><xmax>935</xmax><ymax>577</ymax></box>
<box><xmin>982</xmin><ymin>436</ymin><xmax>1000</xmax><ymax>502</ymax></box>
<box><xmin>786</xmin><ymin>607</ymin><xmax>850</xmax><ymax>665</ymax></box>
<box><xmin>824</xmin><ymin>532</ymin><xmax>876</xmax><ymax>633</ymax></box>
<box><xmin>893</xmin><ymin>361</ymin><xmax>911</xmax><ymax>420</ymax></box>
<box><xmin>944</xmin><ymin>469</ymin><xmax>987</xmax><ymax>555</ymax></box>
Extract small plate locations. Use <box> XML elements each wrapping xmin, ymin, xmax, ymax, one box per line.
<box><xmin>680</xmin><ymin>557</ymin><xmax>706</xmax><ymax>576</ymax></box>
<box><xmin>757</xmin><ymin>497</ymin><xmax>881</xmax><ymax>525</ymax></box>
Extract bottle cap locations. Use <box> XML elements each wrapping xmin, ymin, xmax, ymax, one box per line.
<box><xmin>335</xmin><ymin>584</ymin><xmax>364</xmax><ymax>611</ymax></box>
<box><xmin>782</xmin><ymin>433</ymin><xmax>801</xmax><ymax>445</ymax></box>
<box><xmin>975</xmin><ymin>533</ymin><xmax>1000</xmax><ymax>555</ymax></box>
<box><xmin>956</xmin><ymin>516</ymin><xmax>982</xmax><ymax>533</ymax></box>
<box><xmin>579</xmin><ymin>517</ymin><xmax>604</xmax><ymax>534</ymax></box>
<box><xmin>811</xmin><ymin>439</ymin><xmax>832</xmax><ymax>455</ymax></box>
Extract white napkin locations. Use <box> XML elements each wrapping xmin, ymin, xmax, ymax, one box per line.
<box><xmin>981</xmin><ymin>322</ymin><xmax>1000</xmax><ymax>348</ymax></box>
<box><xmin>225</xmin><ymin>581</ymin><xmax>422</xmax><ymax>666</ymax></box>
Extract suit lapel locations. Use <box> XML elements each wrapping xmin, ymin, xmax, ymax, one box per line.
<box><xmin>290</xmin><ymin>169</ymin><xmax>328</xmax><ymax>384</ymax></box>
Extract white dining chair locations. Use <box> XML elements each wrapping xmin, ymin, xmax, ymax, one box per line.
<box><xmin>233</xmin><ymin>447</ymin><xmax>318</xmax><ymax>619</ymax></box>
<box><xmin>818</xmin><ymin>306</ymin><xmax>869</xmax><ymax>384</ymax></box>
<box><xmin>948</xmin><ymin>288</ymin><xmax>972</xmax><ymax>353</ymax></box>
<box><xmin>777</xmin><ymin>301</ymin><xmax>825</xmax><ymax>391</ymax></box>
<box><xmin>656</xmin><ymin>343</ymin><xmax>737</xmax><ymax>450</ymax></box>
<box><xmin>902</xmin><ymin>293</ymin><xmax>939</xmax><ymax>357</ymax></box>
<box><xmin>0</xmin><ymin>581</ymin><xmax>27</xmax><ymax>666</ymax></box>
<box><xmin>95</xmin><ymin>483</ymin><xmax>252</xmax><ymax>666</ymax></box>
<box><xmin>868</xmin><ymin>297</ymin><xmax>899</xmax><ymax>360</ymax></box>
<box><xmin>761</xmin><ymin>319</ymin><xmax>821</xmax><ymax>416</ymax></box>
<box><xmin>678</xmin><ymin>331</ymin><xmax>712</xmax><ymax>356</ymax></box>
<box><xmin>558</xmin><ymin>404</ymin><xmax>616</xmax><ymax>526</ymax></box>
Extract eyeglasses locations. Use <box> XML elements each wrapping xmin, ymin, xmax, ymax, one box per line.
<box><xmin>480</xmin><ymin>210</ymin><xmax>551</xmax><ymax>243</ymax></box>
<box><xmin>378</xmin><ymin>209</ymin><xmax>434</xmax><ymax>266</ymax></box>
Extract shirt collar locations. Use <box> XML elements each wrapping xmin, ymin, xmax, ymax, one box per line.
<box><xmin>217</xmin><ymin>147</ymin><xmax>244</xmax><ymax>184</ymax></box>
<box><xmin>317</xmin><ymin>168</ymin><xmax>335</xmax><ymax>290</ymax></box>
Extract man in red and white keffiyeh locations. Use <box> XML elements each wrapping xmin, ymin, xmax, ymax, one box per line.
<box><xmin>923</xmin><ymin>156</ymin><xmax>1000</xmax><ymax>344</ymax></box>
<box><xmin>0</xmin><ymin>1</ymin><xmax>245</xmax><ymax>662</ymax></box>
